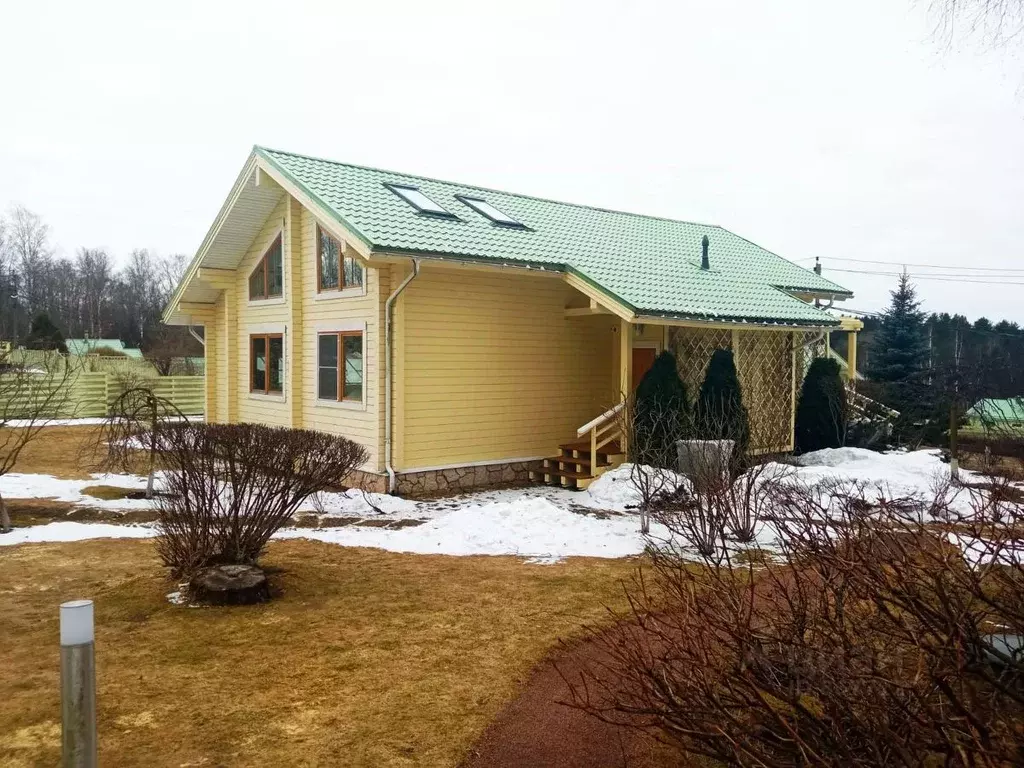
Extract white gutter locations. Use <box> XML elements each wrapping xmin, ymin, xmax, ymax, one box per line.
<box><xmin>384</xmin><ymin>258</ymin><xmax>421</xmax><ymax>493</ymax></box>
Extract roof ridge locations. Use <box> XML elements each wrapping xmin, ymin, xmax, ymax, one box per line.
<box><xmin>254</xmin><ymin>145</ymin><xmax>724</xmax><ymax>231</ymax></box>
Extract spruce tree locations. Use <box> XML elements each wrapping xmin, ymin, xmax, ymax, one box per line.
<box><xmin>632</xmin><ymin>351</ymin><xmax>689</xmax><ymax>467</ymax></box>
<box><xmin>24</xmin><ymin>313</ymin><xmax>67</xmax><ymax>353</ymax></box>
<box><xmin>694</xmin><ymin>348</ymin><xmax>749</xmax><ymax>457</ymax></box>
<box><xmin>795</xmin><ymin>357</ymin><xmax>847</xmax><ymax>453</ymax></box>
<box><xmin>867</xmin><ymin>273</ymin><xmax>927</xmax><ymax>383</ymax></box>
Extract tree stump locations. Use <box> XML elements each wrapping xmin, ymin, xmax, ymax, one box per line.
<box><xmin>188</xmin><ymin>564</ymin><xmax>269</xmax><ymax>605</ymax></box>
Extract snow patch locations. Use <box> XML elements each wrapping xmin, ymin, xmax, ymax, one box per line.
<box><xmin>0</xmin><ymin>521</ymin><xmax>156</xmax><ymax>546</ymax></box>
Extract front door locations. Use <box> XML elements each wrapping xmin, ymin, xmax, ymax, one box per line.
<box><xmin>632</xmin><ymin>347</ymin><xmax>657</xmax><ymax>390</ymax></box>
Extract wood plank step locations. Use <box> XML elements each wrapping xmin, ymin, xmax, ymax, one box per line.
<box><xmin>532</xmin><ymin>467</ymin><xmax>594</xmax><ymax>481</ymax></box>
<box><xmin>558</xmin><ymin>439</ymin><xmax>622</xmax><ymax>455</ymax></box>
<box><xmin>544</xmin><ymin>455</ymin><xmax>609</xmax><ymax>469</ymax></box>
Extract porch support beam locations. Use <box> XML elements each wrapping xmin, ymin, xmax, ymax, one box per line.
<box><xmin>619</xmin><ymin>318</ymin><xmax>632</xmax><ymax>455</ymax></box>
<box><xmin>847</xmin><ymin>331</ymin><xmax>858</xmax><ymax>387</ymax></box>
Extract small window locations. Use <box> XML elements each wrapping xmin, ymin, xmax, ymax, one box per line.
<box><xmin>249</xmin><ymin>235</ymin><xmax>284</xmax><ymax>300</ymax></box>
<box><xmin>250</xmin><ymin>333</ymin><xmax>284</xmax><ymax>394</ymax></box>
<box><xmin>317</xmin><ymin>225</ymin><xmax>363</xmax><ymax>293</ymax></box>
<box><xmin>317</xmin><ymin>331</ymin><xmax>363</xmax><ymax>402</ymax></box>
<box><xmin>385</xmin><ymin>183</ymin><xmax>456</xmax><ymax>218</ymax></box>
<box><xmin>456</xmin><ymin>196</ymin><xmax>524</xmax><ymax>227</ymax></box>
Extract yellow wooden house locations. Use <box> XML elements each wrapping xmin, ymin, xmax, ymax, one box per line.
<box><xmin>164</xmin><ymin>147</ymin><xmax>860</xmax><ymax>494</ymax></box>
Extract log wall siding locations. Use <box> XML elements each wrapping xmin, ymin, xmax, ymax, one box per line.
<box><xmin>391</xmin><ymin>265</ymin><xmax>617</xmax><ymax>470</ymax></box>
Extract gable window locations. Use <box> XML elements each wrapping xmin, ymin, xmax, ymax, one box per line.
<box><xmin>317</xmin><ymin>225</ymin><xmax>364</xmax><ymax>292</ymax></box>
<box><xmin>317</xmin><ymin>331</ymin><xmax>363</xmax><ymax>402</ymax></box>
<box><xmin>249</xmin><ymin>234</ymin><xmax>283</xmax><ymax>300</ymax></box>
<box><xmin>456</xmin><ymin>195</ymin><xmax>525</xmax><ymax>228</ymax></box>
<box><xmin>385</xmin><ymin>183</ymin><xmax>457</xmax><ymax>218</ymax></box>
<box><xmin>250</xmin><ymin>333</ymin><xmax>284</xmax><ymax>394</ymax></box>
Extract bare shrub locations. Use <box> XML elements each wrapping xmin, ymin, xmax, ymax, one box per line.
<box><xmin>567</xmin><ymin>473</ymin><xmax>1024</xmax><ymax>767</ymax></box>
<box><xmin>155</xmin><ymin>422</ymin><xmax>368</xmax><ymax>578</ymax></box>
<box><xmin>89</xmin><ymin>375</ymin><xmax>188</xmax><ymax>497</ymax></box>
<box><xmin>0</xmin><ymin>353</ymin><xmax>74</xmax><ymax>532</ymax></box>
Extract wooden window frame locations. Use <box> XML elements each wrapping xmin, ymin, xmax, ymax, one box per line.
<box><xmin>249</xmin><ymin>333</ymin><xmax>284</xmax><ymax>394</ymax></box>
<box><xmin>248</xmin><ymin>234</ymin><xmax>284</xmax><ymax>301</ymax></box>
<box><xmin>316</xmin><ymin>225</ymin><xmax>363</xmax><ymax>293</ymax></box>
<box><xmin>317</xmin><ymin>330</ymin><xmax>363</xmax><ymax>402</ymax></box>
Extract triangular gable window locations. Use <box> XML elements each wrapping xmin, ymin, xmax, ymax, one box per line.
<box><xmin>249</xmin><ymin>234</ymin><xmax>283</xmax><ymax>300</ymax></box>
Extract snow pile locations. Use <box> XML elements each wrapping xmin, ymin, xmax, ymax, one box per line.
<box><xmin>309</xmin><ymin>488</ymin><xmax>420</xmax><ymax>517</ymax></box>
<box><xmin>0</xmin><ymin>521</ymin><xmax>156</xmax><ymax>546</ymax></box>
<box><xmin>278</xmin><ymin>496</ymin><xmax>655</xmax><ymax>558</ymax></box>
<box><xmin>583</xmin><ymin>463</ymin><xmax>689</xmax><ymax>513</ymax></box>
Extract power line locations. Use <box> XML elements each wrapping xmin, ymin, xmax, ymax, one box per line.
<box><xmin>821</xmin><ymin>267</ymin><xmax>1024</xmax><ymax>286</ymax></box>
<box><xmin>799</xmin><ymin>255</ymin><xmax>1024</xmax><ymax>273</ymax></box>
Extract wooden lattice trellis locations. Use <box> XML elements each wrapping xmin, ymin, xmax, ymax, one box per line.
<box><xmin>736</xmin><ymin>330</ymin><xmax>795</xmax><ymax>454</ymax></box>
<box><xmin>668</xmin><ymin>327</ymin><xmax>732</xmax><ymax>397</ymax></box>
<box><xmin>669</xmin><ymin>326</ymin><xmax>798</xmax><ymax>454</ymax></box>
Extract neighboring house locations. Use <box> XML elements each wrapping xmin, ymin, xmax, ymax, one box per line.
<box><xmin>966</xmin><ymin>399</ymin><xmax>1024</xmax><ymax>434</ymax></box>
<box><xmin>163</xmin><ymin>146</ymin><xmax>859</xmax><ymax>494</ymax></box>
<box><xmin>65</xmin><ymin>338</ymin><xmax>144</xmax><ymax>359</ymax></box>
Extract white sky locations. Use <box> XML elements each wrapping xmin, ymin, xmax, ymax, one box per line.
<box><xmin>2</xmin><ymin>0</ymin><xmax>1022</xmax><ymax>321</ymax></box>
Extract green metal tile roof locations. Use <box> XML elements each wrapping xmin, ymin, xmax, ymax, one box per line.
<box><xmin>257</xmin><ymin>146</ymin><xmax>851</xmax><ymax>327</ymax></box>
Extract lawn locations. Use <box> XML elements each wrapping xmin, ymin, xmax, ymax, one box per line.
<box><xmin>0</xmin><ymin>537</ymin><xmax>640</xmax><ymax>767</ymax></box>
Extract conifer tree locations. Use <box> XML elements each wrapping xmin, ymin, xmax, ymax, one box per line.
<box><xmin>867</xmin><ymin>272</ymin><xmax>928</xmax><ymax>392</ymax></box>
<box><xmin>24</xmin><ymin>312</ymin><xmax>67</xmax><ymax>353</ymax></box>
<box><xmin>694</xmin><ymin>348</ymin><xmax>749</xmax><ymax>457</ymax></box>
<box><xmin>632</xmin><ymin>351</ymin><xmax>689</xmax><ymax>467</ymax></box>
<box><xmin>795</xmin><ymin>357</ymin><xmax>847</xmax><ymax>453</ymax></box>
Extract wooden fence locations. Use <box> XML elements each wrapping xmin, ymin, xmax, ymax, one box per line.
<box><xmin>0</xmin><ymin>372</ymin><xmax>204</xmax><ymax>420</ymax></box>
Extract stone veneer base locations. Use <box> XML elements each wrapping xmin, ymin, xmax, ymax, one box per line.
<box><xmin>342</xmin><ymin>461</ymin><xmax>538</xmax><ymax>497</ymax></box>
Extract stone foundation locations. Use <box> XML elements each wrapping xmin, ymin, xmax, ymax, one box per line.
<box><xmin>397</xmin><ymin>460</ymin><xmax>537</xmax><ymax>497</ymax></box>
<box><xmin>341</xmin><ymin>468</ymin><xmax>389</xmax><ymax>494</ymax></box>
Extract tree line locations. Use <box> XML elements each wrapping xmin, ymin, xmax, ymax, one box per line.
<box><xmin>856</xmin><ymin>272</ymin><xmax>1024</xmax><ymax>443</ymax></box>
<box><xmin>0</xmin><ymin>204</ymin><xmax>188</xmax><ymax>351</ymax></box>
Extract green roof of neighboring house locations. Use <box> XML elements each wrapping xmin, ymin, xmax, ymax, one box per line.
<box><xmin>966</xmin><ymin>398</ymin><xmax>1024</xmax><ymax>424</ymax></box>
<box><xmin>256</xmin><ymin>147</ymin><xmax>851</xmax><ymax>327</ymax></box>
<box><xmin>65</xmin><ymin>338</ymin><xmax>143</xmax><ymax>358</ymax></box>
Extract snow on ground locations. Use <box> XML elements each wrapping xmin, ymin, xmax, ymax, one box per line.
<box><xmin>0</xmin><ymin>472</ymin><xmax>156</xmax><ymax>510</ymax></box>
<box><xmin>0</xmin><ymin>448</ymin><xmax>1018</xmax><ymax>562</ymax></box>
<box><xmin>0</xmin><ymin>521</ymin><xmax>156</xmax><ymax>545</ymax></box>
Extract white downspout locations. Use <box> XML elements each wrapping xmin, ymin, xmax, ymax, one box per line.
<box><xmin>385</xmin><ymin>258</ymin><xmax>420</xmax><ymax>493</ymax></box>
<box><xmin>188</xmin><ymin>324</ymin><xmax>205</xmax><ymax>347</ymax></box>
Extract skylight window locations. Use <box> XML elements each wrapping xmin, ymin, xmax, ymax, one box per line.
<box><xmin>385</xmin><ymin>183</ymin><xmax>455</xmax><ymax>218</ymax></box>
<box><xmin>456</xmin><ymin>195</ymin><xmax>524</xmax><ymax>227</ymax></box>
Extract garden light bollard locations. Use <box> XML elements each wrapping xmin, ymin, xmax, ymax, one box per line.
<box><xmin>60</xmin><ymin>599</ymin><xmax>97</xmax><ymax>768</ymax></box>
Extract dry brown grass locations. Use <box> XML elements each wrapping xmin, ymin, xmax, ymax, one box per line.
<box><xmin>0</xmin><ymin>538</ymin><xmax>641</xmax><ymax>767</ymax></box>
<box><xmin>6</xmin><ymin>425</ymin><xmax>111</xmax><ymax>479</ymax></box>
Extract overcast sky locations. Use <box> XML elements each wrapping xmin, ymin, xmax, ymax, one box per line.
<box><xmin>2</xmin><ymin>0</ymin><xmax>1022</xmax><ymax>321</ymax></box>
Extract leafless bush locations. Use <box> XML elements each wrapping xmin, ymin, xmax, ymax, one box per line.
<box><xmin>155</xmin><ymin>422</ymin><xmax>368</xmax><ymax>578</ymax></box>
<box><xmin>88</xmin><ymin>375</ymin><xmax>188</xmax><ymax>497</ymax></box>
<box><xmin>0</xmin><ymin>353</ymin><xmax>74</xmax><ymax>532</ymax></box>
<box><xmin>567</xmin><ymin>473</ymin><xmax>1024</xmax><ymax>767</ymax></box>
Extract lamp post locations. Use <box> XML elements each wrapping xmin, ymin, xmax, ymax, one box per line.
<box><xmin>60</xmin><ymin>599</ymin><xmax>97</xmax><ymax>768</ymax></box>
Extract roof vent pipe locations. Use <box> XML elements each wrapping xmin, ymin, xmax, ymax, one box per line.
<box><xmin>814</xmin><ymin>257</ymin><xmax>822</xmax><ymax>275</ymax></box>
<box><xmin>700</xmin><ymin>235</ymin><xmax>710</xmax><ymax>270</ymax></box>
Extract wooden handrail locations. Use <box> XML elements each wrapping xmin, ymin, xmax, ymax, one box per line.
<box><xmin>576</xmin><ymin>401</ymin><xmax>625</xmax><ymax>437</ymax></box>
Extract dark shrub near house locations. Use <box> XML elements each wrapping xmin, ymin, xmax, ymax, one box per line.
<box><xmin>155</xmin><ymin>422</ymin><xmax>367</xmax><ymax>579</ymax></box>
<box><xmin>694</xmin><ymin>348</ymin><xmax>750</xmax><ymax>461</ymax></box>
<box><xmin>632</xmin><ymin>351</ymin><xmax>689</xmax><ymax>468</ymax></box>
<box><xmin>795</xmin><ymin>357</ymin><xmax>848</xmax><ymax>453</ymax></box>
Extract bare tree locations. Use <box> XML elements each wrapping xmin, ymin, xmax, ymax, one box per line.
<box><xmin>931</xmin><ymin>0</ymin><xmax>1024</xmax><ymax>47</ymax></box>
<box><xmin>6</xmin><ymin>205</ymin><xmax>52</xmax><ymax>320</ymax></box>
<box><xmin>0</xmin><ymin>353</ymin><xmax>74</xmax><ymax>532</ymax></box>
<box><xmin>75</xmin><ymin>248</ymin><xmax>112</xmax><ymax>338</ymax></box>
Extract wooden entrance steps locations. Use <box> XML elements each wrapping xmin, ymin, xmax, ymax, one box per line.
<box><xmin>529</xmin><ymin>439</ymin><xmax>624</xmax><ymax>491</ymax></box>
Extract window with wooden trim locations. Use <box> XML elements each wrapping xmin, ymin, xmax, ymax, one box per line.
<box><xmin>317</xmin><ymin>225</ymin><xmax>363</xmax><ymax>292</ymax></box>
<box><xmin>250</xmin><ymin>333</ymin><xmax>284</xmax><ymax>394</ymax></box>
<box><xmin>248</xmin><ymin>234</ymin><xmax>284</xmax><ymax>300</ymax></box>
<box><xmin>317</xmin><ymin>331</ymin><xmax>363</xmax><ymax>402</ymax></box>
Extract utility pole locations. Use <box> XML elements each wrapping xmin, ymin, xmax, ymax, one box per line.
<box><xmin>949</xmin><ymin>325</ymin><xmax>961</xmax><ymax>481</ymax></box>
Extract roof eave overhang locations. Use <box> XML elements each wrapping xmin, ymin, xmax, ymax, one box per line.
<box><xmin>163</xmin><ymin>148</ymin><xmax>380</xmax><ymax>326</ymax></box>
